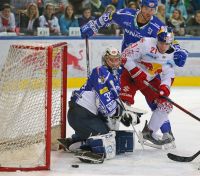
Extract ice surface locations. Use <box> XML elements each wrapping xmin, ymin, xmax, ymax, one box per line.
<box><xmin>0</xmin><ymin>87</ymin><xmax>199</xmax><ymax>176</ymax></box>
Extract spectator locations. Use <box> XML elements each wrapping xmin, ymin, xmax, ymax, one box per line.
<box><xmin>0</xmin><ymin>3</ymin><xmax>16</xmax><ymax>32</ymax></box>
<box><xmin>19</xmin><ymin>3</ymin><xmax>39</xmax><ymax>35</ymax></box>
<box><xmin>165</xmin><ymin>0</ymin><xmax>188</xmax><ymax>20</ymax></box>
<box><xmin>68</xmin><ymin>0</ymin><xmax>90</xmax><ymax>15</ymax></box>
<box><xmin>90</xmin><ymin>0</ymin><xmax>105</xmax><ymax>18</ymax></box>
<box><xmin>167</xmin><ymin>9</ymin><xmax>185</xmax><ymax>36</ymax></box>
<box><xmin>43</xmin><ymin>0</ymin><xmax>69</xmax><ymax>18</ymax></box>
<box><xmin>128</xmin><ymin>2</ymin><xmax>138</xmax><ymax>10</ymax></box>
<box><xmin>127</xmin><ymin>1</ymin><xmax>140</xmax><ymax>10</ymax></box>
<box><xmin>0</xmin><ymin>1</ymin><xmax>10</xmax><ymax>11</ymax></box>
<box><xmin>101</xmin><ymin>0</ymin><xmax>125</xmax><ymax>10</ymax></box>
<box><xmin>156</xmin><ymin>4</ymin><xmax>166</xmax><ymax>24</ymax></box>
<box><xmin>10</xmin><ymin>0</ymin><xmax>38</xmax><ymax>26</ymax></box>
<box><xmin>39</xmin><ymin>3</ymin><xmax>60</xmax><ymax>35</ymax></box>
<box><xmin>78</xmin><ymin>7</ymin><xmax>95</xmax><ymax>27</ymax></box>
<box><xmin>186</xmin><ymin>10</ymin><xmax>200</xmax><ymax>36</ymax></box>
<box><xmin>59</xmin><ymin>5</ymin><xmax>79</xmax><ymax>35</ymax></box>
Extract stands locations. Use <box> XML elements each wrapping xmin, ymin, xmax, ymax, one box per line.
<box><xmin>0</xmin><ymin>0</ymin><xmax>199</xmax><ymax>37</ymax></box>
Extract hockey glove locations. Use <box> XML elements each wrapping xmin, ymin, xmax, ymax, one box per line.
<box><xmin>80</xmin><ymin>20</ymin><xmax>99</xmax><ymax>38</ymax></box>
<box><xmin>121</xmin><ymin>109</ymin><xmax>140</xmax><ymax>127</ymax></box>
<box><xmin>129</xmin><ymin>67</ymin><xmax>147</xmax><ymax>90</ymax></box>
<box><xmin>173</xmin><ymin>49</ymin><xmax>188</xmax><ymax>67</ymax></box>
<box><xmin>159</xmin><ymin>84</ymin><xmax>170</xmax><ymax>97</ymax></box>
<box><xmin>156</xmin><ymin>84</ymin><xmax>170</xmax><ymax>104</ymax></box>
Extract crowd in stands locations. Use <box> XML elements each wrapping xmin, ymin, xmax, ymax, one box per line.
<box><xmin>0</xmin><ymin>0</ymin><xmax>200</xmax><ymax>36</ymax></box>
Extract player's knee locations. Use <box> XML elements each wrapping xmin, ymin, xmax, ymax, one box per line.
<box><xmin>157</xmin><ymin>101</ymin><xmax>173</xmax><ymax>113</ymax></box>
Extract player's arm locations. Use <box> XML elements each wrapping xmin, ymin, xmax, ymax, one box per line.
<box><xmin>80</xmin><ymin>8</ymin><xmax>133</xmax><ymax>38</ymax></box>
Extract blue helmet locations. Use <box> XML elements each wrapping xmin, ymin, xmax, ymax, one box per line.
<box><xmin>157</xmin><ymin>26</ymin><xmax>174</xmax><ymax>44</ymax></box>
<box><xmin>141</xmin><ymin>0</ymin><xmax>158</xmax><ymax>8</ymax></box>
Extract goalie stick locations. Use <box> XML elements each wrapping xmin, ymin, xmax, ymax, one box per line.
<box><xmin>167</xmin><ymin>150</ymin><xmax>200</xmax><ymax>162</ymax></box>
<box><xmin>85</xmin><ymin>37</ymin><xmax>90</xmax><ymax>76</ymax></box>
<box><xmin>143</xmin><ymin>81</ymin><xmax>200</xmax><ymax>122</ymax></box>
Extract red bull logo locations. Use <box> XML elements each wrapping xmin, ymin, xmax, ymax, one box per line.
<box><xmin>67</xmin><ymin>50</ymin><xmax>84</xmax><ymax>71</ymax></box>
<box><xmin>139</xmin><ymin>61</ymin><xmax>153</xmax><ymax>70</ymax></box>
<box><xmin>139</xmin><ymin>61</ymin><xmax>162</xmax><ymax>75</ymax></box>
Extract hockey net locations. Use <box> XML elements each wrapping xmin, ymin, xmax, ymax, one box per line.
<box><xmin>0</xmin><ymin>42</ymin><xmax>67</xmax><ymax>171</ymax></box>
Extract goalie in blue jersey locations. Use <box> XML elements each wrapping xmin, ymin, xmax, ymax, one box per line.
<box><xmin>80</xmin><ymin>0</ymin><xmax>188</xmax><ymax>148</ymax></box>
<box><xmin>58</xmin><ymin>46</ymin><xmax>140</xmax><ymax>152</ymax></box>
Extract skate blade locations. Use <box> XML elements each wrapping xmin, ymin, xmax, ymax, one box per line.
<box><xmin>138</xmin><ymin>131</ymin><xmax>162</xmax><ymax>150</ymax></box>
<box><xmin>163</xmin><ymin>141</ymin><xmax>176</xmax><ymax>150</ymax></box>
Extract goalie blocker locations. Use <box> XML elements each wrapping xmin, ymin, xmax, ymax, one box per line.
<box><xmin>75</xmin><ymin>130</ymin><xmax>135</xmax><ymax>163</ymax></box>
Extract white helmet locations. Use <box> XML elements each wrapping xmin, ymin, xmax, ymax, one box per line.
<box><xmin>102</xmin><ymin>46</ymin><xmax>121</xmax><ymax>69</ymax></box>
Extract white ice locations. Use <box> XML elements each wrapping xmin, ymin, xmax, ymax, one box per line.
<box><xmin>0</xmin><ymin>87</ymin><xmax>200</xmax><ymax>176</ymax></box>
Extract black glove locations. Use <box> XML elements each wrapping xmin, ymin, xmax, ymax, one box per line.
<box><xmin>120</xmin><ymin>110</ymin><xmax>140</xmax><ymax>127</ymax></box>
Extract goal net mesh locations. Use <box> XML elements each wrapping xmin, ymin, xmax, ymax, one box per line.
<box><xmin>0</xmin><ymin>42</ymin><xmax>66</xmax><ymax>169</ymax></box>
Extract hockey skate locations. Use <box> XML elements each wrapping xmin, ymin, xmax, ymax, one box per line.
<box><xmin>138</xmin><ymin>121</ymin><xmax>173</xmax><ymax>149</ymax></box>
<box><xmin>57</xmin><ymin>138</ymin><xmax>83</xmax><ymax>152</ymax></box>
<box><xmin>162</xmin><ymin>131</ymin><xmax>176</xmax><ymax>150</ymax></box>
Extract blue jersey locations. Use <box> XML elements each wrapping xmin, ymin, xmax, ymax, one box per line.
<box><xmin>96</xmin><ymin>8</ymin><xmax>164</xmax><ymax>51</ymax></box>
<box><xmin>71</xmin><ymin>66</ymin><xmax>122</xmax><ymax>117</ymax></box>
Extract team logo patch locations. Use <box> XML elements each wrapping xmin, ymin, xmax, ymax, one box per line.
<box><xmin>98</xmin><ymin>76</ymin><xmax>105</xmax><ymax>83</ymax></box>
<box><xmin>148</xmin><ymin>2</ymin><xmax>155</xmax><ymax>7</ymax></box>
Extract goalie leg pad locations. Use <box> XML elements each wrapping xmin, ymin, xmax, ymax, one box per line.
<box><xmin>115</xmin><ymin>130</ymin><xmax>134</xmax><ymax>154</ymax></box>
<box><xmin>81</xmin><ymin>131</ymin><xmax>116</xmax><ymax>159</ymax></box>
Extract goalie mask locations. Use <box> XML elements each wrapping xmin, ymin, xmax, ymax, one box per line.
<box><xmin>102</xmin><ymin>47</ymin><xmax>121</xmax><ymax>70</ymax></box>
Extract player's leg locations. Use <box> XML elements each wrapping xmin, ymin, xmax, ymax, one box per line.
<box><xmin>58</xmin><ymin>100</ymin><xmax>109</xmax><ymax>151</ymax></box>
<box><xmin>140</xmin><ymin>78</ymin><xmax>175</xmax><ymax>146</ymax></box>
<box><xmin>68</xmin><ymin>101</ymin><xmax>109</xmax><ymax>140</ymax></box>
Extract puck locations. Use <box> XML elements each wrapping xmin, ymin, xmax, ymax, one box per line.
<box><xmin>71</xmin><ymin>164</ymin><xmax>79</xmax><ymax>168</ymax></box>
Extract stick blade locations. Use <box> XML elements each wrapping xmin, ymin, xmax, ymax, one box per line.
<box><xmin>167</xmin><ymin>153</ymin><xmax>193</xmax><ymax>162</ymax></box>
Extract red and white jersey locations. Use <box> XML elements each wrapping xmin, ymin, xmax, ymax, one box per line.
<box><xmin>122</xmin><ymin>37</ymin><xmax>175</xmax><ymax>87</ymax></box>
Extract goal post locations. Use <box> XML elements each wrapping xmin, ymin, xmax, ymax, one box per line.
<box><xmin>0</xmin><ymin>42</ymin><xmax>67</xmax><ymax>171</ymax></box>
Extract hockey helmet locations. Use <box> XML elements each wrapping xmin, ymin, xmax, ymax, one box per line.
<box><xmin>157</xmin><ymin>26</ymin><xmax>174</xmax><ymax>44</ymax></box>
<box><xmin>141</xmin><ymin>0</ymin><xmax>158</xmax><ymax>8</ymax></box>
<box><xmin>103</xmin><ymin>46</ymin><xmax>121</xmax><ymax>69</ymax></box>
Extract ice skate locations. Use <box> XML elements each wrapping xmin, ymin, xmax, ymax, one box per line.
<box><xmin>139</xmin><ymin>121</ymin><xmax>173</xmax><ymax>149</ymax></box>
<box><xmin>162</xmin><ymin>130</ymin><xmax>176</xmax><ymax>150</ymax></box>
<box><xmin>57</xmin><ymin>138</ymin><xmax>83</xmax><ymax>152</ymax></box>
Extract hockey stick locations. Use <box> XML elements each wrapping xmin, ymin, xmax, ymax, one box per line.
<box><xmin>110</xmin><ymin>80</ymin><xmax>144</xmax><ymax>149</ymax></box>
<box><xmin>143</xmin><ymin>81</ymin><xmax>200</xmax><ymax>122</ymax></box>
<box><xmin>85</xmin><ymin>37</ymin><xmax>90</xmax><ymax>76</ymax></box>
<box><xmin>167</xmin><ymin>150</ymin><xmax>200</xmax><ymax>162</ymax></box>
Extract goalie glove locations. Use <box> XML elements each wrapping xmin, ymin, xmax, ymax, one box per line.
<box><xmin>121</xmin><ymin>109</ymin><xmax>140</xmax><ymax>127</ymax></box>
<box><xmin>113</xmin><ymin>100</ymin><xmax>146</xmax><ymax>127</ymax></box>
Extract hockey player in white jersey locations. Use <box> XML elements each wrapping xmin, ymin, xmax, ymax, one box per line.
<box><xmin>58</xmin><ymin>47</ymin><xmax>140</xmax><ymax>153</ymax></box>
<box><xmin>121</xmin><ymin>26</ymin><xmax>177</xmax><ymax>146</ymax></box>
